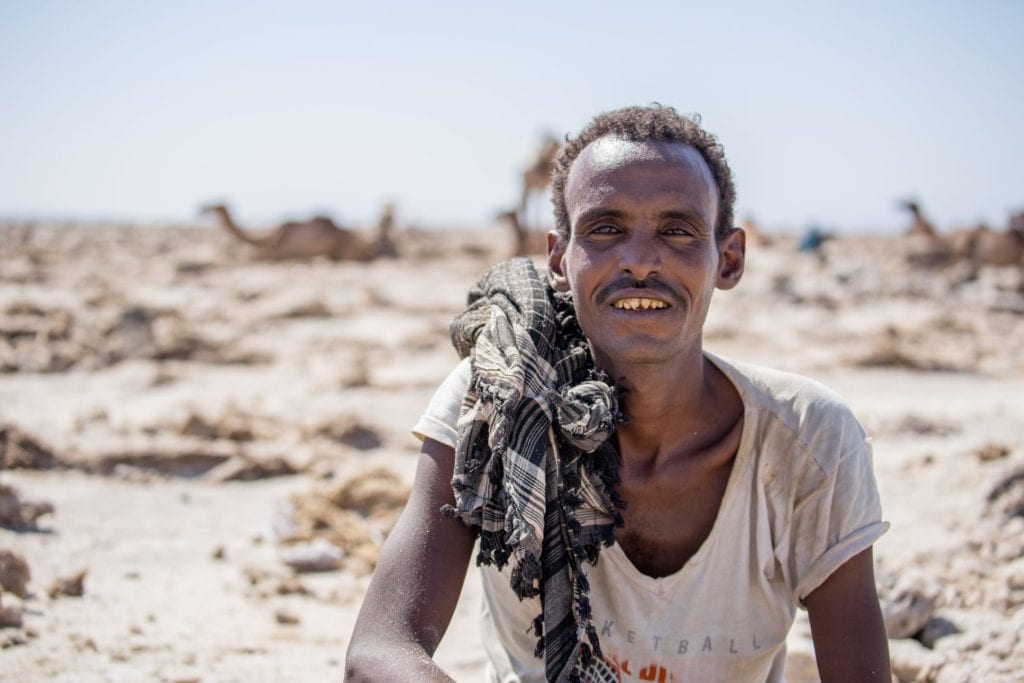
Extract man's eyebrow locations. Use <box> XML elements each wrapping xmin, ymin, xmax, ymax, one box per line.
<box><xmin>661</xmin><ymin>209</ymin><xmax>705</xmax><ymax>221</ymax></box>
<box><xmin>661</xmin><ymin>210</ymin><xmax>711</xmax><ymax>227</ymax></box>
<box><xmin>575</xmin><ymin>208</ymin><xmax>709</xmax><ymax>226</ymax></box>
<box><xmin>574</xmin><ymin>208</ymin><xmax>625</xmax><ymax>226</ymax></box>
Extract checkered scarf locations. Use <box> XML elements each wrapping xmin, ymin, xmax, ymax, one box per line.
<box><xmin>443</xmin><ymin>257</ymin><xmax>625</xmax><ymax>682</ymax></box>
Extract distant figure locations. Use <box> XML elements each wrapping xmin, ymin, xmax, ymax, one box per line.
<box><xmin>517</xmin><ymin>133</ymin><xmax>561</xmax><ymax>229</ymax></box>
<box><xmin>372</xmin><ymin>202</ymin><xmax>399</xmax><ymax>258</ymax></box>
<box><xmin>496</xmin><ymin>208</ymin><xmax>547</xmax><ymax>257</ymax></box>
<box><xmin>200</xmin><ymin>203</ymin><xmax>375</xmax><ymax>261</ymax></box>
<box><xmin>899</xmin><ymin>200</ymin><xmax>938</xmax><ymax>238</ymax></box>
<box><xmin>798</xmin><ymin>225</ymin><xmax>831</xmax><ymax>253</ymax></box>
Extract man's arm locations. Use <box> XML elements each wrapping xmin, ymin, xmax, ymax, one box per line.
<box><xmin>805</xmin><ymin>547</ymin><xmax>891</xmax><ymax>682</ymax></box>
<box><xmin>345</xmin><ymin>438</ymin><xmax>475</xmax><ymax>682</ymax></box>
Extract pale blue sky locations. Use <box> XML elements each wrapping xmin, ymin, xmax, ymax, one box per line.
<box><xmin>1</xmin><ymin>0</ymin><xmax>1021</xmax><ymax>232</ymax></box>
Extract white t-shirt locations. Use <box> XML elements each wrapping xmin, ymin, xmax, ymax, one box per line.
<box><xmin>414</xmin><ymin>353</ymin><xmax>888</xmax><ymax>683</ymax></box>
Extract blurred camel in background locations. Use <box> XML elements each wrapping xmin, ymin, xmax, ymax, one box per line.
<box><xmin>900</xmin><ymin>200</ymin><xmax>1024</xmax><ymax>266</ymax></box>
<box><xmin>371</xmin><ymin>202</ymin><xmax>399</xmax><ymax>258</ymax></box>
<box><xmin>953</xmin><ymin>212</ymin><xmax>1024</xmax><ymax>266</ymax></box>
<box><xmin>517</xmin><ymin>134</ymin><xmax>560</xmax><ymax>225</ymax></box>
<box><xmin>497</xmin><ymin>208</ymin><xmax>548</xmax><ymax>257</ymax></box>
<box><xmin>200</xmin><ymin>203</ymin><xmax>396</xmax><ymax>261</ymax></box>
<box><xmin>900</xmin><ymin>200</ymin><xmax>938</xmax><ymax>238</ymax></box>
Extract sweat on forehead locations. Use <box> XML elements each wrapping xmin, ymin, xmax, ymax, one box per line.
<box><xmin>565</xmin><ymin>138</ymin><xmax>721</xmax><ymax>216</ymax></box>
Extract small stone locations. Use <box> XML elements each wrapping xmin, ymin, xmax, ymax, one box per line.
<box><xmin>0</xmin><ymin>550</ymin><xmax>31</xmax><ymax>598</ymax></box>
<box><xmin>918</xmin><ymin>616</ymin><xmax>960</xmax><ymax>649</ymax></box>
<box><xmin>889</xmin><ymin>638</ymin><xmax>944</xmax><ymax>683</ymax></box>
<box><xmin>274</xmin><ymin>609</ymin><xmax>300</xmax><ymax>625</ymax></box>
<box><xmin>975</xmin><ymin>442</ymin><xmax>1010</xmax><ymax>462</ymax></box>
<box><xmin>48</xmin><ymin>569</ymin><xmax>86</xmax><ymax>598</ymax></box>
<box><xmin>281</xmin><ymin>538</ymin><xmax>343</xmax><ymax>573</ymax></box>
<box><xmin>0</xmin><ymin>602</ymin><xmax>23</xmax><ymax>629</ymax></box>
<box><xmin>880</xmin><ymin>570</ymin><xmax>940</xmax><ymax>639</ymax></box>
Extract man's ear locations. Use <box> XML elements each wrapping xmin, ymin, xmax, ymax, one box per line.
<box><xmin>716</xmin><ymin>227</ymin><xmax>745</xmax><ymax>290</ymax></box>
<box><xmin>547</xmin><ymin>231</ymin><xmax>570</xmax><ymax>292</ymax></box>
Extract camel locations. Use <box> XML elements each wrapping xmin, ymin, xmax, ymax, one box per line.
<box><xmin>900</xmin><ymin>200</ymin><xmax>939</xmax><ymax>238</ymax></box>
<box><xmin>371</xmin><ymin>202</ymin><xmax>399</xmax><ymax>258</ymax></box>
<box><xmin>517</xmin><ymin>133</ymin><xmax>561</xmax><ymax>227</ymax></box>
<box><xmin>900</xmin><ymin>201</ymin><xmax>1024</xmax><ymax>267</ymax></box>
<box><xmin>497</xmin><ymin>208</ymin><xmax>549</xmax><ymax>257</ymax></box>
<box><xmin>954</xmin><ymin>214</ymin><xmax>1024</xmax><ymax>267</ymax></box>
<box><xmin>200</xmin><ymin>203</ymin><xmax>376</xmax><ymax>261</ymax></box>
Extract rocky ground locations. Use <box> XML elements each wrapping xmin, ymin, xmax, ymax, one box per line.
<box><xmin>1</xmin><ymin>222</ymin><xmax>1023</xmax><ymax>681</ymax></box>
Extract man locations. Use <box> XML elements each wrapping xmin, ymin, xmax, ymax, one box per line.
<box><xmin>346</xmin><ymin>105</ymin><xmax>890</xmax><ymax>682</ymax></box>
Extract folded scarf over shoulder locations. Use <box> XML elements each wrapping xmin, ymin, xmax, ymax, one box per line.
<box><xmin>443</xmin><ymin>257</ymin><xmax>625</xmax><ymax>683</ymax></box>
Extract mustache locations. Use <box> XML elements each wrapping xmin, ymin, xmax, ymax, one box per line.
<box><xmin>595</xmin><ymin>275</ymin><xmax>684</xmax><ymax>307</ymax></box>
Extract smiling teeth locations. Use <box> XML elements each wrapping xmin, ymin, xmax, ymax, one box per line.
<box><xmin>613</xmin><ymin>298</ymin><xmax>668</xmax><ymax>311</ymax></box>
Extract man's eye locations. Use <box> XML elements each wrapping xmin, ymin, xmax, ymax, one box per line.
<box><xmin>663</xmin><ymin>225</ymin><xmax>696</xmax><ymax>237</ymax></box>
<box><xmin>592</xmin><ymin>224</ymin><xmax>620</xmax><ymax>234</ymax></box>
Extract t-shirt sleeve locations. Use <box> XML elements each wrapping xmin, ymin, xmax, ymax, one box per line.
<box><xmin>790</xmin><ymin>418</ymin><xmax>889</xmax><ymax>605</ymax></box>
<box><xmin>411</xmin><ymin>358</ymin><xmax>472</xmax><ymax>448</ymax></box>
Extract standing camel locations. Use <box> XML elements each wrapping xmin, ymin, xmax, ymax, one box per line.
<box><xmin>900</xmin><ymin>200</ymin><xmax>938</xmax><ymax>238</ymax></box>
<box><xmin>200</xmin><ymin>204</ymin><xmax>375</xmax><ymax>261</ymax></box>
<box><xmin>956</xmin><ymin>212</ymin><xmax>1024</xmax><ymax>266</ymax></box>
<box><xmin>899</xmin><ymin>201</ymin><xmax>1024</xmax><ymax>267</ymax></box>
<box><xmin>517</xmin><ymin>133</ymin><xmax>561</xmax><ymax>227</ymax></box>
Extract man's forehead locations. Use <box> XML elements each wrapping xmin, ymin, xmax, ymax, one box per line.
<box><xmin>575</xmin><ymin>137</ymin><xmax>702</xmax><ymax>170</ymax></box>
<box><xmin>566</xmin><ymin>136</ymin><xmax>719</xmax><ymax>206</ymax></box>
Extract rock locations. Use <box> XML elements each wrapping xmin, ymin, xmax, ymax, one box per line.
<box><xmin>274</xmin><ymin>608</ymin><xmax>300</xmax><ymax>625</ymax></box>
<box><xmin>918</xmin><ymin>615</ymin><xmax>961</xmax><ymax>649</ymax></box>
<box><xmin>0</xmin><ymin>594</ymin><xmax>23</xmax><ymax>628</ymax></box>
<box><xmin>1005</xmin><ymin>559</ymin><xmax>1024</xmax><ymax>590</ymax></box>
<box><xmin>0</xmin><ymin>550</ymin><xmax>30</xmax><ymax>598</ymax></box>
<box><xmin>987</xmin><ymin>467</ymin><xmax>1024</xmax><ymax>521</ymax></box>
<box><xmin>0</xmin><ymin>483</ymin><xmax>55</xmax><ymax>530</ymax></box>
<box><xmin>975</xmin><ymin>442</ymin><xmax>1011</xmax><ymax>462</ymax></box>
<box><xmin>274</xmin><ymin>577</ymin><xmax>309</xmax><ymax>595</ymax></box>
<box><xmin>48</xmin><ymin>569</ymin><xmax>86</xmax><ymax>598</ymax></box>
<box><xmin>280</xmin><ymin>538</ymin><xmax>343</xmax><ymax>573</ymax></box>
<box><xmin>207</xmin><ymin>454</ymin><xmax>297</xmax><ymax>482</ymax></box>
<box><xmin>880</xmin><ymin>570</ymin><xmax>940</xmax><ymax>639</ymax></box>
<box><xmin>889</xmin><ymin>638</ymin><xmax>944</xmax><ymax>682</ymax></box>
<box><xmin>0</xmin><ymin>425</ymin><xmax>60</xmax><ymax>470</ymax></box>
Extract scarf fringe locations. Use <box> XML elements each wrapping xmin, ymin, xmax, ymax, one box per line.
<box><xmin>446</xmin><ymin>259</ymin><xmax>626</xmax><ymax>681</ymax></box>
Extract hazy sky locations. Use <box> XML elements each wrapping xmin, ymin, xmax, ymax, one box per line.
<box><xmin>2</xmin><ymin>0</ymin><xmax>1021</xmax><ymax>232</ymax></box>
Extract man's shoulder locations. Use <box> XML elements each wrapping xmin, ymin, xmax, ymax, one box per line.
<box><xmin>712</xmin><ymin>354</ymin><xmax>851</xmax><ymax>413</ymax></box>
<box><xmin>710</xmin><ymin>353</ymin><xmax>867</xmax><ymax>458</ymax></box>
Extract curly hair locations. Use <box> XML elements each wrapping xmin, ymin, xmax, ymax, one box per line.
<box><xmin>550</xmin><ymin>104</ymin><xmax>736</xmax><ymax>243</ymax></box>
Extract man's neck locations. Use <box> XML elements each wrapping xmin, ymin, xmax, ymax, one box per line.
<box><xmin>607</xmin><ymin>350</ymin><xmax>741</xmax><ymax>467</ymax></box>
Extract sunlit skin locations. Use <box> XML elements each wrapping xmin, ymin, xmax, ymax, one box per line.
<box><xmin>345</xmin><ymin>134</ymin><xmax>890</xmax><ymax>683</ymax></box>
<box><xmin>549</xmin><ymin>138</ymin><xmax>744</xmax><ymax>377</ymax></box>
<box><xmin>547</xmin><ymin>138</ymin><xmax>747</xmax><ymax>576</ymax></box>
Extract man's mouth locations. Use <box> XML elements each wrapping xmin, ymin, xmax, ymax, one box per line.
<box><xmin>611</xmin><ymin>297</ymin><xmax>670</xmax><ymax>311</ymax></box>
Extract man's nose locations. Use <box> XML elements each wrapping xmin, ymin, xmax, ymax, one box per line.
<box><xmin>618</xmin><ymin>233</ymin><xmax>662</xmax><ymax>281</ymax></box>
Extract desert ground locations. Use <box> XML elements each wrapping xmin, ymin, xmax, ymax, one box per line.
<box><xmin>1</xmin><ymin>221</ymin><xmax>1023</xmax><ymax>682</ymax></box>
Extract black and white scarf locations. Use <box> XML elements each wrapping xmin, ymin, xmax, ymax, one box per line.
<box><xmin>443</xmin><ymin>257</ymin><xmax>625</xmax><ymax>682</ymax></box>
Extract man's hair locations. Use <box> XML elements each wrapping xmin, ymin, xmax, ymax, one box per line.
<box><xmin>550</xmin><ymin>104</ymin><xmax>736</xmax><ymax>243</ymax></box>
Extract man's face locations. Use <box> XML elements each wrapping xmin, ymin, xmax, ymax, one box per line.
<box><xmin>548</xmin><ymin>137</ymin><xmax>744</xmax><ymax>371</ymax></box>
